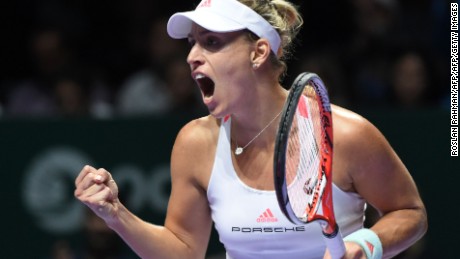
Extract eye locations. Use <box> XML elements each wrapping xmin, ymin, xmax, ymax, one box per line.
<box><xmin>187</xmin><ymin>38</ymin><xmax>196</xmax><ymax>47</ymax></box>
<box><xmin>202</xmin><ymin>36</ymin><xmax>222</xmax><ymax>51</ymax></box>
<box><xmin>205</xmin><ymin>36</ymin><xmax>219</xmax><ymax>47</ymax></box>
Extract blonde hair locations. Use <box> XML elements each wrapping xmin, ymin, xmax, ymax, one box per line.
<box><xmin>239</xmin><ymin>0</ymin><xmax>303</xmax><ymax>78</ymax></box>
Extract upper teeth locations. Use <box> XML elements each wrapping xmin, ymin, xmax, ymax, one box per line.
<box><xmin>195</xmin><ymin>74</ymin><xmax>205</xmax><ymax>80</ymax></box>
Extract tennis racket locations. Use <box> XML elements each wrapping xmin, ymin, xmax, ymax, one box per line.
<box><xmin>274</xmin><ymin>72</ymin><xmax>345</xmax><ymax>259</ymax></box>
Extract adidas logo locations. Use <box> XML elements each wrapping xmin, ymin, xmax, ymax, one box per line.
<box><xmin>256</xmin><ymin>208</ymin><xmax>278</xmax><ymax>223</ymax></box>
<box><xmin>198</xmin><ymin>0</ymin><xmax>212</xmax><ymax>8</ymax></box>
<box><xmin>366</xmin><ymin>241</ymin><xmax>375</xmax><ymax>255</ymax></box>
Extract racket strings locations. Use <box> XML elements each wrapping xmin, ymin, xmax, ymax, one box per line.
<box><xmin>285</xmin><ymin>87</ymin><xmax>324</xmax><ymax>220</ymax></box>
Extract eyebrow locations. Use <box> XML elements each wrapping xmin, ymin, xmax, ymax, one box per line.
<box><xmin>187</xmin><ymin>29</ymin><xmax>214</xmax><ymax>39</ymax></box>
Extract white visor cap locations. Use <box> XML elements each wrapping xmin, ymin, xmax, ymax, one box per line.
<box><xmin>167</xmin><ymin>0</ymin><xmax>281</xmax><ymax>54</ymax></box>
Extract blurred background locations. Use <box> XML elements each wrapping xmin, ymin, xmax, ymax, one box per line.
<box><xmin>0</xmin><ymin>0</ymin><xmax>456</xmax><ymax>258</ymax></box>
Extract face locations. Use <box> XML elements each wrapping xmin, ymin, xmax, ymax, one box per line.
<box><xmin>187</xmin><ymin>24</ymin><xmax>255</xmax><ymax>118</ymax></box>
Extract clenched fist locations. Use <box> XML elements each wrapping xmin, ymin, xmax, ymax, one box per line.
<box><xmin>74</xmin><ymin>165</ymin><xmax>120</xmax><ymax>221</ymax></box>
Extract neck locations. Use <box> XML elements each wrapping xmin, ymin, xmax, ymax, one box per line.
<box><xmin>231</xmin><ymin>87</ymin><xmax>287</xmax><ymax>150</ymax></box>
<box><xmin>232</xmin><ymin>85</ymin><xmax>286</xmax><ymax>125</ymax></box>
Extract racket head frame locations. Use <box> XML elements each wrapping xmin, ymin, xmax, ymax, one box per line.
<box><xmin>274</xmin><ymin>72</ymin><xmax>337</xmax><ymax>234</ymax></box>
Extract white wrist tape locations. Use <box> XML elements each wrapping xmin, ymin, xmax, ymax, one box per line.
<box><xmin>344</xmin><ymin>228</ymin><xmax>382</xmax><ymax>259</ymax></box>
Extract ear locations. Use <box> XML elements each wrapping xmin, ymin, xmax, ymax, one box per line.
<box><xmin>250</xmin><ymin>38</ymin><xmax>271</xmax><ymax>67</ymax></box>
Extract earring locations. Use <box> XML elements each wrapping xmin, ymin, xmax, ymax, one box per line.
<box><xmin>252</xmin><ymin>63</ymin><xmax>259</xmax><ymax>69</ymax></box>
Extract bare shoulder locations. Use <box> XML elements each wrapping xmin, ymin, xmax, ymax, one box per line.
<box><xmin>171</xmin><ymin>115</ymin><xmax>220</xmax><ymax>188</ymax></box>
<box><xmin>174</xmin><ymin>115</ymin><xmax>220</xmax><ymax>148</ymax></box>
<box><xmin>331</xmin><ymin>105</ymin><xmax>401</xmax><ymax>192</ymax></box>
<box><xmin>331</xmin><ymin>104</ymin><xmax>386</xmax><ymax>149</ymax></box>
<box><xmin>331</xmin><ymin>106</ymin><xmax>425</xmax><ymax>223</ymax></box>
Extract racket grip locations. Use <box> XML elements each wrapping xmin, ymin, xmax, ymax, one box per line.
<box><xmin>324</xmin><ymin>229</ymin><xmax>346</xmax><ymax>259</ymax></box>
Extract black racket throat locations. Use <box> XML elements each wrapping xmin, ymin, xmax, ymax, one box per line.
<box><xmin>323</xmin><ymin>224</ymin><xmax>340</xmax><ymax>238</ymax></box>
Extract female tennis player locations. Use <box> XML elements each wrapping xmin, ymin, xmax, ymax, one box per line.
<box><xmin>74</xmin><ymin>0</ymin><xmax>427</xmax><ymax>258</ymax></box>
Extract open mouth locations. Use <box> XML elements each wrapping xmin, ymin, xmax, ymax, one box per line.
<box><xmin>195</xmin><ymin>74</ymin><xmax>215</xmax><ymax>98</ymax></box>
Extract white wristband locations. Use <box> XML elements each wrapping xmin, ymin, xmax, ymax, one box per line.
<box><xmin>344</xmin><ymin>228</ymin><xmax>382</xmax><ymax>259</ymax></box>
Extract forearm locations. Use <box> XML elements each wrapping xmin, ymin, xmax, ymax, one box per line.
<box><xmin>106</xmin><ymin>204</ymin><xmax>200</xmax><ymax>259</ymax></box>
<box><xmin>370</xmin><ymin>207</ymin><xmax>427</xmax><ymax>259</ymax></box>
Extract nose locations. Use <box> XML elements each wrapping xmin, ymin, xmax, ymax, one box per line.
<box><xmin>187</xmin><ymin>44</ymin><xmax>204</xmax><ymax>70</ymax></box>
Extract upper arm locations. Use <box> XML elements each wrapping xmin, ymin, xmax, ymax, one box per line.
<box><xmin>334</xmin><ymin>109</ymin><xmax>425</xmax><ymax>215</ymax></box>
<box><xmin>334</xmin><ymin>108</ymin><xmax>428</xmax><ymax>257</ymax></box>
<box><xmin>163</xmin><ymin>120</ymin><xmax>215</xmax><ymax>258</ymax></box>
<box><xmin>361</xmin><ymin>123</ymin><xmax>420</xmax><ymax>212</ymax></box>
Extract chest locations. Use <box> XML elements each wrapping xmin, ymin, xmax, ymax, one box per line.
<box><xmin>230</xmin><ymin>145</ymin><xmax>276</xmax><ymax>190</ymax></box>
<box><xmin>207</xmin><ymin>171</ymin><xmax>326</xmax><ymax>258</ymax></box>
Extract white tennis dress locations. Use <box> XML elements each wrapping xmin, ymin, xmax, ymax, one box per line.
<box><xmin>207</xmin><ymin>118</ymin><xmax>367</xmax><ymax>259</ymax></box>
